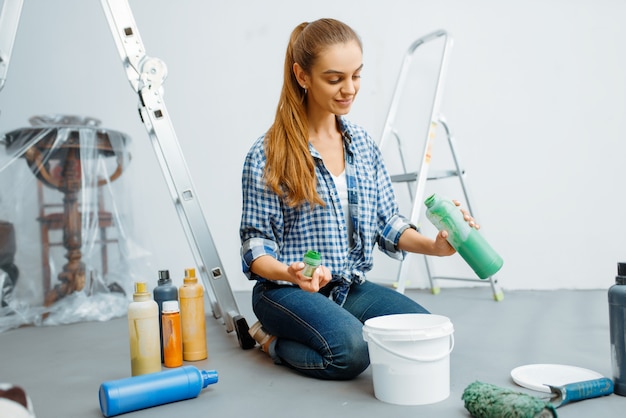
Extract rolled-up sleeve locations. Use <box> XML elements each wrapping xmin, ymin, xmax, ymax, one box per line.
<box><xmin>240</xmin><ymin>237</ymin><xmax>278</xmax><ymax>278</ymax></box>
<box><xmin>377</xmin><ymin>214</ymin><xmax>416</xmax><ymax>260</ymax></box>
<box><xmin>239</xmin><ymin>136</ymin><xmax>284</xmax><ymax>279</ymax></box>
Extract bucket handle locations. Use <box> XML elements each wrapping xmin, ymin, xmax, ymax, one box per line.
<box><xmin>367</xmin><ymin>334</ymin><xmax>454</xmax><ymax>363</ymax></box>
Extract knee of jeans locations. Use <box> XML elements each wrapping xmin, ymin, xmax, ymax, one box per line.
<box><xmin>329</xmin><ymin>333</ymin><xmax>370</xmax><ymax>380</ymax></box>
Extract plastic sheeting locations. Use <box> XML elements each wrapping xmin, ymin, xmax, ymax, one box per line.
<box><xmin>0</xmin><ymin>115</ymin><xmax>146</xmax><ymax>332</ymax></box>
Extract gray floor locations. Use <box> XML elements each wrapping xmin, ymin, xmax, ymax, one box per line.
<box><xmin>1</xmin><ymin>287</ymin><xmax>624</xmax><ymax>418</ymax></box>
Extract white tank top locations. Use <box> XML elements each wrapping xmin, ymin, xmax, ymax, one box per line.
<box><xmin>331</xmin><ymin>170</ymin><xmax>354</xmax><ymax>247</ymax></box>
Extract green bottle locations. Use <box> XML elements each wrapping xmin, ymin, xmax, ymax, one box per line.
<box><xmin>424</xmin><ymin>193</ymin><xmax>503</xmax><ymax>279</ymax></box>
<box><xmin>302</xmin><ymin>250</ymin><xmax>322</xmax><ymax>277</ymax></box>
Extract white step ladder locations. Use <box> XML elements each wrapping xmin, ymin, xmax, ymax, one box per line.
<box><xmin>379</xmin><ymin>30</ymin><xmax>504</xmax><ymax>301</ymax></box>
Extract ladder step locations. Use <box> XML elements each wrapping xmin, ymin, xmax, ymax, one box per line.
<box><xmin>390</xmin><ymin>169</ymin><xmax>465</xmax><ymax>183</ymax></box>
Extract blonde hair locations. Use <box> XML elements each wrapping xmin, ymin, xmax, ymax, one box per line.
<box><xmin>264</xmin><ymin>18</ymin><xmax>362</xmax><ymax>208</ymax></box>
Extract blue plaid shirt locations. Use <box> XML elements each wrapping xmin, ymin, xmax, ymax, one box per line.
<box><xmin>239</xmin><ymin>117</ymin><xmax>415</xmax><ymax>305</ymax></box>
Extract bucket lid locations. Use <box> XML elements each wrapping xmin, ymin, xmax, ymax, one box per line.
<box><xmin>363</xmin><ymin>314</ymin><xmax>453</xmax><ymax>341</ymax></box>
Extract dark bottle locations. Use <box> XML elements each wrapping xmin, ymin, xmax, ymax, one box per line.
<box><xmin>153</xmin><ymin>270</ymin><xmax>178</xmax><ymax>363</ymax></box>
<box><xmin>609</xmin><ymin>262</ymin><xmax>626</xmax><ymax>396</ymax></box>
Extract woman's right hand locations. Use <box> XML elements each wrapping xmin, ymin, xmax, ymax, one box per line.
<box><xmin>288</xmin><ymin>261</ymin><xmax>332</xmax><ymax>292</ymax></box>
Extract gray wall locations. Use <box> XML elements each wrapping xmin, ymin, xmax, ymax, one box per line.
<box><xmin>1</xmin><ymin>0</ymin><xmax>624</xmax><ymax>294</ymax></box>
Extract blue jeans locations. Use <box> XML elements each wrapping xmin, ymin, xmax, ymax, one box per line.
<box><xmin>251</xmin><ymin>280</ymin><xmax>430</xmax><ymax>380</ymax></box>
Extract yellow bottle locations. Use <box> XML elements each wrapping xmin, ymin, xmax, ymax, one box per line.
<box><xmin>128</xmin><ymin>281</ymin><xmax>161</xmax><ymax>376</ymax></box>
<box><xmin>179</xmin><ymin>268</ymin><xmax>208</xmax><ymax>361</ymax></box>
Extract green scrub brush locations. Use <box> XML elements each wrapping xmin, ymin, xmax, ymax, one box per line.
<box><xmin>462</xmin><ymin>381</ymin><xmax>557</xmax><ymax>418</ymax></box>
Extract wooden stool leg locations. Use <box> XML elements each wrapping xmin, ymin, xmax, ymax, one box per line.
<box><xmin>37</xmin><ymin>182</ymin><xmax>52</xmax><ymax>296</ymax></box>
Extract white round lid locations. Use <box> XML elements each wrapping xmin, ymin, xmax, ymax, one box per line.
<box><xmin>162</xmin><ymin>300</ymin><xmax>179</xmax><ymax>313</ymax></box>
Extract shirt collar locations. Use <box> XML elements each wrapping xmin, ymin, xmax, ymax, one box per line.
<box><xmin>337</xmin><ymin>116</ymin><xmax>353</xmax><ymax>144</ymax></box>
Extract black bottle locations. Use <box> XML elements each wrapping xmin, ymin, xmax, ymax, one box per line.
<box><xmin>153</xmin><ymin>270</ymin><xmax>178</xmax><ymax>363</ymax></box>
<box><xmin>609</xmin><ymin>262</ymin><xmax>626</xmax><ymax>396</ymax></box>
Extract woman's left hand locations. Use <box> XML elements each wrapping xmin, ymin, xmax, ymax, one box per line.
<box><xmin>398</xmin><ymin>199</ymin><xmax>480</xmax><ymax>257</ymax></box>
<box><xmin>453</xmin><ymin>199</ymin><xmax>479</xmax><ymax>230</ymax></box>
<box><xmin>432</xmin><ymin>200</ymin><xmax>480</xmax><ymax>256</ymax></box>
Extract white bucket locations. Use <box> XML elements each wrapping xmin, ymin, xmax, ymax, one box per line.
<box><xmin>362</xmin><ymin>314</ymin><xmax>454</xmax><ymax>405</ymax></box>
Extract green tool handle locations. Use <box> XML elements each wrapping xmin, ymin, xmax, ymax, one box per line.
<box><xmin>557</xmin><ymin>377</ymin><xmax>614</xmax><ymax>406</ymax></box>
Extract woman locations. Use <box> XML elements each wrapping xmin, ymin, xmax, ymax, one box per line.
<box><xmin>240</xmin><ymin>18</ymin><xmax>476</xmax><ymax>380</ymax></box>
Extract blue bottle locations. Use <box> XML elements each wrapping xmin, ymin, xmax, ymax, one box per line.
<box><xmin>99</xmin><ymin>365</ymin><xmax>218</xmax><ymax>417</ymax></box>
<box><xmin>153</xmin><ymin>270</ymin><xmax>178</xmax><ymax>362</ymax></box>
<box><xmin>609</xmin><ymin>262</ymin><xmax>626</xmax><ymax>396</ymax></box>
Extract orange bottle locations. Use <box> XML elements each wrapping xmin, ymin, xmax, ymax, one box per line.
<box><xmin>179</xmin><ymin>268</ymin><xmax>207</xmax><ymax>361</ymax></box>
<box><xmin>161</xmin><ymin>300</ymin><xmax>183</xmax><ymax>368</ymax></box>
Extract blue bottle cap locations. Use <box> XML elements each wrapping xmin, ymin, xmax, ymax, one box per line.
<box><xmin>201</xmin><ymin>369</ymin><xmax>219</xmax><ymax>387</ymax></box>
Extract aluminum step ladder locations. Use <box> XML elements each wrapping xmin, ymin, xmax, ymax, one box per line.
<box><xmin>379</xmin><ymin>29</ymin><xmax>504</xmax><ymax>301</ymax></box>
<box><xmin>0</xmin><ymin>0</ymin><xmax>257</xmax><ymax>348</ymax></box>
